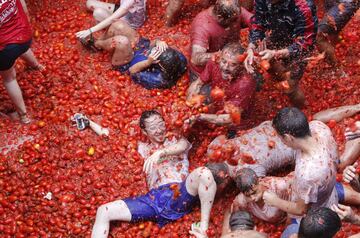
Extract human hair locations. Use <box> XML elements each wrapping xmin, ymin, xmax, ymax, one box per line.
<box><xmin>157</xmin><ymin>48</ymin><xmax>187</xmax><ymax>88</ymax></box>
<box><xmin>298</xmin><ymin>207</ymin><xmax>341</xmax><ymax>238</ymax></box>
<box><xmin>205</xmin><ymin>163</ymin><xmax>229</xmax><ymax>185</ymax></box>
<box><xmin>234</xmin><ymin>168</ymin><xmax>258</xmax><ymax>193</ymax></box>
<box><xmin>213</xmin><ymin>0</ymin><xmax>240</xmax><ymax>21</ymax></box>
<box><xmin>222</xmin><ymin>43</ymin><xmax>245</xmax><ymax>56</ymax></box>
<box><xmin>272</xmin><ymin>107</ymin><xmax>311</xmax><ymax>138</ymax></box>
<box><xmin>139</xmin><ymin>110</ymin><xmax>162</xmax><ymax>130</ymax></box>
<box><xmin>229</xmin><ymin>211</ymin><xmax>255</xmax><ymax>231</ymax></box>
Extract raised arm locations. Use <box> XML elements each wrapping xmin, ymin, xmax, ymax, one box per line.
<box><xmin>313</xmin><ymin>104</ymin><xmax>360</xmax><ymax>123</ymax></box>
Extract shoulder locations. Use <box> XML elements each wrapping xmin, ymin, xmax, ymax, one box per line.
<box><xmin>309</xmin><ymin>120</ymin><xmax>333</xmax><ymax>137</ymax></box>
<box><xmin>192</xmin><ymin>8</ymin><xmax>213</xmax><ymax>26</ymax></box>
<box><xmin>137</xmin><ymin>141</ymin><xmax>150</xmax><ymax>157</ymax></box>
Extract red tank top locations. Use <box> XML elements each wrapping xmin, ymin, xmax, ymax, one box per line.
<box><xmin>0</xmin><ymin>0</ymin><xmax>32</xmax><ymax>50</ymax></box>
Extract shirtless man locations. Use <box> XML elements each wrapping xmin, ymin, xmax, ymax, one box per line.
<box><xmin>91</xmin><ymin>110</ymin><xmax>232</xmax><ymax>238</ymax></box>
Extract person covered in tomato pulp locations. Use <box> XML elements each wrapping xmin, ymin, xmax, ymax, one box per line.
<box><xmin>186</xmin><ymin>43</ymin><xmax>256</xmax><ymax>130</ymax></box>
<box><xmin>244</xmin><ymin>0</ymin><xmax>318</xmax><ymax>108</ymax></box>
<box><xmin>189</xmin><ymin>0</ymin><xmax>252</xmax><ymax>79</ymax></box>
<box><xmin>91</xmin><ymin>110</ymin><xmax>234</xmax><ymax>238</ymax></box>
<box><xmin>0</xmin><ymin>0</ymin><xmax>44</xmax><ymax>124</ymax></box>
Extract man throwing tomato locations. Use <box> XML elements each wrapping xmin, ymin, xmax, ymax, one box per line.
<box><xmin>91</xmin><ymin>110</ymin><xmax>232</xmax><ymax>238</ymax></box>
<box><xmin>244</xmin><ymin>0</ymin><xmax>318</xmax><ymax>108</ymax></box>
<box><xmin>186</xmin><ymin>43</ymin><xmax>256</xmax><ymax>129</ymax></box>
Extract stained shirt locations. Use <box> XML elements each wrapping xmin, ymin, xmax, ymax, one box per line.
<box><xmin>119</xmin><ymin>0</ymin><xmax>146</xmax><ymax>29</ymax></box>
<box><xmin>207</xmin><ymin>121</ymin><xmax>296</xmax><ymax>177</ymax></box>
<box><xmin>138</xmin><ymin>137</ymin><xmax>190</xmax><ymax>190</ymax></box>
<box><xmin>290</xmin><ymin>120</ymin><xmax>339</xmax><ymax>219</ymax></box>
<box><xmin>249</xmin><ymin>0</ymin><xmax>318</xmax><ymax>59</ymax></box>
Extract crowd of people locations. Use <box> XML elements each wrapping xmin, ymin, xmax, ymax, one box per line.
<box><xmin>1</xmin><ymin>0</ymin><xmax>360</xmax><ymax>237</ymax></box>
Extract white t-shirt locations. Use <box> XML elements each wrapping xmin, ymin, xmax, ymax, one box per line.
<box><xmin>291</xmin><ymin>121</ymin><xmax>339</xmax><ymax>219</ymax></box>
<box><xmin>236</xmin><ymin>175</ymin><xmax>293</xmax><ymax>223</ymax></box>
<box><xmin>138</xmin><ymin>137</ymin><xmax>190</xmax><ymax>190</ymax></box>
<box><xmin>207</xmin><ymin>121</ymin><xmax>296</xmax><ymax>177</ymax></box>
<box><xmin>120</xmin><ymin>0</ymin><xmax>146</xmax><ymax>28</ymax></box>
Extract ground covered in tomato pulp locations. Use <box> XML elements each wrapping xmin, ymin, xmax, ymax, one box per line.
<box><xmin>0</xmin><ymin>0</ymin><xmax>359</xmax><ymax>237</ymax></box>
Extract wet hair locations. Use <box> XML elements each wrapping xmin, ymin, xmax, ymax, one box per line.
<box><xmin>156</xmin><ymin>48</ymin><xmax>187</xmax><ymax>88</ymax></box>
<box><xmin>272</xmin><ymin>107</ymin><xmax>311</xmax><ymax>138</ymax></box>
<box><xmin>229</xmin><ymin>211</ymin><xmax>255</xmax><ymax>231</ymax></box>
<box><xmin>213</xmin><ymin>0</ymin><xmax>240</xmax><ymax>21</ymax></box>
<box><xmin>139</xmin><ymin>110</ymin><xmax>162</xmax><ymax>130</ymax></box>
<box><xmin>222</xmin><ymin>43</ymin><xmax>245</xmax><ymax>56</ymax></box>
<box><xmin>205</xmin><ymin>163</ymin><xmax>229</xmax><ymax>185</ymax></box>
<box><xmin>234</xmin><ymin>168</ymin><xmax>258</xmax><ymax>193</ymax></box>
<box><xmin>298</xmin><ymin>207</ymin><xmax>341</xmax><ymax>238</ymax></box>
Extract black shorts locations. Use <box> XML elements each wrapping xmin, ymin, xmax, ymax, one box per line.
<box><xmin>114</xmin><ymin>3</ymin><xmax>120</xmax><ymax>12</ymax></box>
<box><xmin>0</xmin><ymin>40</ymin><xmax>32</xmax><ymax>71</ymax></box>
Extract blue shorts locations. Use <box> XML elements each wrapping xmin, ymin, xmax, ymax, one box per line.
<box><xmin>319</xmin><ymin>1</ymin><xmax>359</xmax><ymax>34</ymax></box>
<box><xmin>0</xmin><ymin>40</ymin><xmax>32</xmax><ymax>71</ymax></box>
<box><xmin>336</xmin><ymin>182</ymin><xmax>345</xmax><ymax>203</ymax></box>
<box><xmin>123</xmin><ymin>181</ymin><xmax>198</xmax><ymax>227</ymax></box>
<box><xmin>281</xmin><ymin>219</ymin><xmax>299</xmax><ymax>238</ymax></box>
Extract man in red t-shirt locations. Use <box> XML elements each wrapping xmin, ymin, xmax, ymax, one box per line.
<box><xmin>0</xmin><ymin>0</ymin><xmax>43</xmax><ymax>123</ymax></box>
<box><xmin>186</xmin><ymin>43</ymin><xmax>256</xmax><ymax>127</ymax></box>
<box><xmin>189</xmin><ymin>0</ymin><xmax>252</xmax><ymax>79</ymax></box>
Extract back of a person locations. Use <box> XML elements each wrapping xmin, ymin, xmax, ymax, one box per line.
<box><xmin>292</xmin><ymin>120</ymin><xmax>338</xmax><ymax>214</ymax></box>
<box><xmin>0</xmin><ymin>0</ymin><xmax>32</xmax><ymax>50</ymax></box>
<box><xmin>222</xmin><ymin>230</ymin><xmax>268</xmax><ymax>238</ymax></box>
<box><xmin>232</xmin><ymin>121</ymin><xmax>296</xmax><ymax>176</ymax></box>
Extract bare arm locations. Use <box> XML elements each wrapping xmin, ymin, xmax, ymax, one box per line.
<box><xmin>263</xmin><ymin>191</ymin><xmax>308</xmax><ymax>216</ymax></box>
<box><xmin>221</xmin><ymin>209</ymin><xmax>232</xmax><ymax>236</ymax></box>
<box><xmin>339</xmin><ymin>138</ymin><xmax>360</xmax><ymax>171</ymax></box>
<box><xmin>186</xmin><ymin>78</ymin><xmax>204</xmax><ymax>100</ymax></box>
<box><xmin>129</xmin><ymin>59</ymin><xmax>153</xmax><ymax>74</ymax></box>
<box><xmin>313</xmin><ymin>104</ymin><xmax>360</xmax><ymax>123</ymax></box>
<box><xmin>199</xmin><ymin>113</ymin><xmax>233</xmax><ymax>125</ymax></box>
<box><xmin>191</xmin><ymin>45</ymin><xmax>214</xmax><ymax>66</ymax></box>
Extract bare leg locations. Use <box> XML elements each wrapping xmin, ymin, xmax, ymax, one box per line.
<box><xmin>1</xmin><ymin>67</ymin><xmax>30</xmax><ymax>123</ymax></box>
<box><xmin>86</xmin><ymin>0</ymin><xmax>115</xmax><ymax>14</ymax></box>
<box><xmin>91</xmin><ymin>200</ymin><xmax>132</xmax><ymax>238</ymax></box>
<box><xmin>102</xmin><ymin>21</ymin><xmax>139</xmax><ymax>44</ymax></box>
<box><xmin>313</xmin><ymin>104</ymin><xmax>360</xmax><ymax>123</ymax></box>
<box><xmin>165</xmin><ymin>0</ymin><xmax>185</xmax><ymax>27</ymax></box>
<box><xmin>342</xmin><ymin>183</ymin><xmax>360</xmax><ymax>205</ymax></box>
<box><xmin>339</xmin><ymin>138</ymin><xmax>360</xmax><ymax>171</ymax></box>
<box><xmin>186</xmin><ymin>167</ymin><xmax>216</xmax><ymax>232</ymax></box>
<box><xmin>20</xmin><ymin>49</ymin><xmax>44</xmax><ymax>70</ymax></box>
<box><xmin>95</xmin><ymin>36</ymin><xmax>134</xmax><ymax>66</ymax></box>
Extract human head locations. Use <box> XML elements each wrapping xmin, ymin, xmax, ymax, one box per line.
<box><xmin>229</xmin><ymin>211</ymin><xmax>255</xmax><ymax>231</ymax></box>
<box><xmin>140</xmin><ymin>110</ymin><xmax>166</xmax><ymax>143</ymax></box>
<box><xmin>298</xmin><ymin>207</ymin><xmax>341</xmax><ymax>238</ymax></box>
<box><xmin>213</xmin><ymin>0</ymin><xmax>240</xmax><ymax>27</ymax></box>
<box><xmin>219</xmin><ymin>43</ymin><xmax>245</xmax><ymax>80</ymax></box>
<box><xmin>157</xmin><ymin>48</ymin><xmax>187</xmax><ymax>88</ymax></box>
<box><xmin>205</xmin><ymin>162</ymin><xmax>232</xmax><ymax>191</ymax></box>
<box><xmin>272</xmin><ymin>107</ymin><xmax>311</xmax><ymax>148</ymax></box>
<box><xmin>234</xmin><ymin>168</ymin><xmax>263</xmax><ymax>202</ymax></box>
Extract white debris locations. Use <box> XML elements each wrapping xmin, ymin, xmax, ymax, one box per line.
<box><xmin>43</xmin><ymin>192</ymin><xmax>52</xmax><ymax>200</ymax></box>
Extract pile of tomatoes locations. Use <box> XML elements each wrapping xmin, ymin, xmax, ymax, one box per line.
<box><xmin>0</xmin><ymin>0</ymin><xmax>359</xmax><ymax>237</ymax></box>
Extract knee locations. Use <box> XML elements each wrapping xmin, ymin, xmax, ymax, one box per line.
<box><xmin>109</xmin><ymin>21</ymin><xmax>127</xmax><ymax>34</ymax></box>
<box><xmin>113</xmin><ymin>36</ymin><xmax>130</xmax><ymax>48</ymax></box>
<box><xmin>93</xmin><ymin>8</ymin><xmax>108</xmax><ymax>22</ymax></box>
<box><xmin>86</xmin><ymin>0</ymin><xmax>96</xmax><ymax>10</ymax></box>
<box><xmin>2</xmin><ymin>70</ymin><xmax>16</xmax><ymax>83</ymax></box>
<box><xmin>96</xmin><ymin>204</ymin><xmax>110</xmax><ymax>220</ymax></box>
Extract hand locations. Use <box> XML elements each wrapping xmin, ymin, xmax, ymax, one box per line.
<box><xmin>211</xmin><ymin>51</ymin><xmax>221</xmax><ymax>62</ymax></box>
<box><xmin>244</xmin><ymin>48</ymin><xmax>255</xmax><ymax>73</ymax></box>
<box><xmin>331</xmin><ymin>204</ymin><xmax>355</xmax><ymax>221</ymax></box>
<box><xmin>143</xmin><ymin>150</ymin><xmax>164</xmax><ymax>174</ymax></box>
<box><xmin>263</xmin><ymin>191</ymin><xmax>279</xmax><ymax>206</ymax></box>
<box><xmin>259</xmin><ymin>49</ymin><xmax>276</xmax><ymax>61</ymax></box>
<box><xmin>76</xmin><ymin>29</ymin><xmax>92</xmax><ymax>39</ymax></box>
<box><xmin>155</xmin><ymin>40</ymin><xmax>168</xmax><ymax>52</ymax></box>
<box><xmin>189</xmin><ymin>223</ymin><xmax>208</xmax><ymax>238</ymax></box>
<box><xmin>186</xmin><ymin>95</ymin><xmax>205</xmax><ymax>108</ymax></box>
<box><xmin>148</xmin><ymin>48</ymin><xmax>163</xmax><ymax>63</ymax></box>
<box><xmin>343</xmin><ymin>162</ymin><xmax>358</xmax><ymax>183</ymax></box>
<box><xmin>184</xmin><ymin>114</ymin><xmax>200</xmax><ymax>127</ymax></box>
